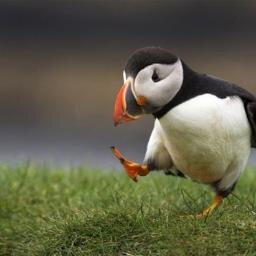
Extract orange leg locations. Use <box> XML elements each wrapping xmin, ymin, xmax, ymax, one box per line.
<box><xmin>111</xmin><ymin>146</ymin><xmax>149</xmax><ymax>182</ymax></box>
<box><xmin>196</xmin><ymin>194</ymin><xmax>222</xmax><ymax>218</ymax></box>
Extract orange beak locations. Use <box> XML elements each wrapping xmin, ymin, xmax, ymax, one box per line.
<box><xmin>113</xmin><ymin>82</ymin><xmax>143</xmax><ymax>126</ymax></box>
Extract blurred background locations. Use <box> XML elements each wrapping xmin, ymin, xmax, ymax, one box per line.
<box><xmin>0</xmin><ymin>0</ymin><xmax>256</xmax><ymax>168</ymax></box>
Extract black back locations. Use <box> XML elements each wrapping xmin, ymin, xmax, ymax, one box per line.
<box><xmin>154</xmin><ymin>61</ymin><xmax>256</xmax><ymax>117</ymax></box>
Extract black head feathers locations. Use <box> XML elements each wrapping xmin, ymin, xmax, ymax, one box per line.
<box><xmin>125</xmin><ymin>47</ymin><xmax>178</xmax><ymax>78</ymax></box>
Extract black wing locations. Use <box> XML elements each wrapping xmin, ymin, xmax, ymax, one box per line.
<box><xmin>246</xmin><ymin>102</ymin><xmax>256</xmax><ymax>147</ymax></box>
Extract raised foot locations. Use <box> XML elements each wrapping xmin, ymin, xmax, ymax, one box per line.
<box><xmin>110</xmin><ymin>146</ymin><xmax>149</xmax><ymax>182</ymax></box>
<box><xmin>195</xmin><ymin>195</ymin><xmax>223</xmax><ymax>218</ymax></box>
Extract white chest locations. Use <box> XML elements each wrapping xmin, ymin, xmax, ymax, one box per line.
<box><xmin>158</xmin><ymin>94</ymin><xmax>251</xmax><ymax>183</ymax></box>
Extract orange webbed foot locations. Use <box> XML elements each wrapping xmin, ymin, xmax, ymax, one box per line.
<box><xmin>195</xmin><ymin>195</ymin><xmax>223</xmax><ymax>218</ymax></box>
<box><xmin>111</xmin><ymin>146</ymin><xmax>149</xmax><ymax>182</ymax></box>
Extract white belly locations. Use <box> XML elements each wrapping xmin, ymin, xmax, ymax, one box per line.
<box><xmin>158</xmin><ymin>94</ymin><xmax>251</xmax><ymax>183</ymax></box>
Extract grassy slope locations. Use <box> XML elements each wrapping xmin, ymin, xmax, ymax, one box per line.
<box><xmin>0</xmin><ymin>165</ymin><xmax>256</xmax><ymax>256</ymax></box>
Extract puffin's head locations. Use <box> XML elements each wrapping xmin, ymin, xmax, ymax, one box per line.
<box><xmin>113</xmin><ymin>47</ymin><xmax>184</xmax><ymax>126</ymax></box>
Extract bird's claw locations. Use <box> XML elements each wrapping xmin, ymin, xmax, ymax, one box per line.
<box><xmin>110</xmin><ymin>146</ymin><xmax>149</xmax><ymax>182</ymax></box>
<box><xmin>192</xmin><ymin>195</ymin><xmax>223</xmax><ymax>219</ymax></box>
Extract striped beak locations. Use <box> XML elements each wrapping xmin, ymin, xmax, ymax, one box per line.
<box><xmin>113</xmin><ymin>81</ymin><xmax>144</xmax><ymax>126</ymax></box>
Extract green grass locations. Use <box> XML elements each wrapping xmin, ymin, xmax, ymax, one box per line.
<box><xmin>0</xmin><ymin>165</ymin><xmax>256</xmax><ymax>255</ymax></box>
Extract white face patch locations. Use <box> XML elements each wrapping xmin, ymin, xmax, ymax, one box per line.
<box><xmin>133</xmin><ymin>59</ymin><xmax>184</xmax><ymax>108</ymax></box>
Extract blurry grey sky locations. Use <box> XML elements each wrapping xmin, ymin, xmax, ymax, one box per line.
<box><xmin>0</xmin><ymin>1</ymin><xmax>256</xmax><ymax>167</ymax></box>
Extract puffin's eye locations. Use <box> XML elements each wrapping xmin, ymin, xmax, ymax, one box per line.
<box><xmin>152</xmin><ymin>70</ymin><xmax>161</xmax><ymax>82</ymax></box>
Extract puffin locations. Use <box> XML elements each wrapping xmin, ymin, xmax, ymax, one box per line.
<box><xmin>111</xmin><ymin>47</ymin><xmax>256</xmax><ymax>217</ymax></box>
